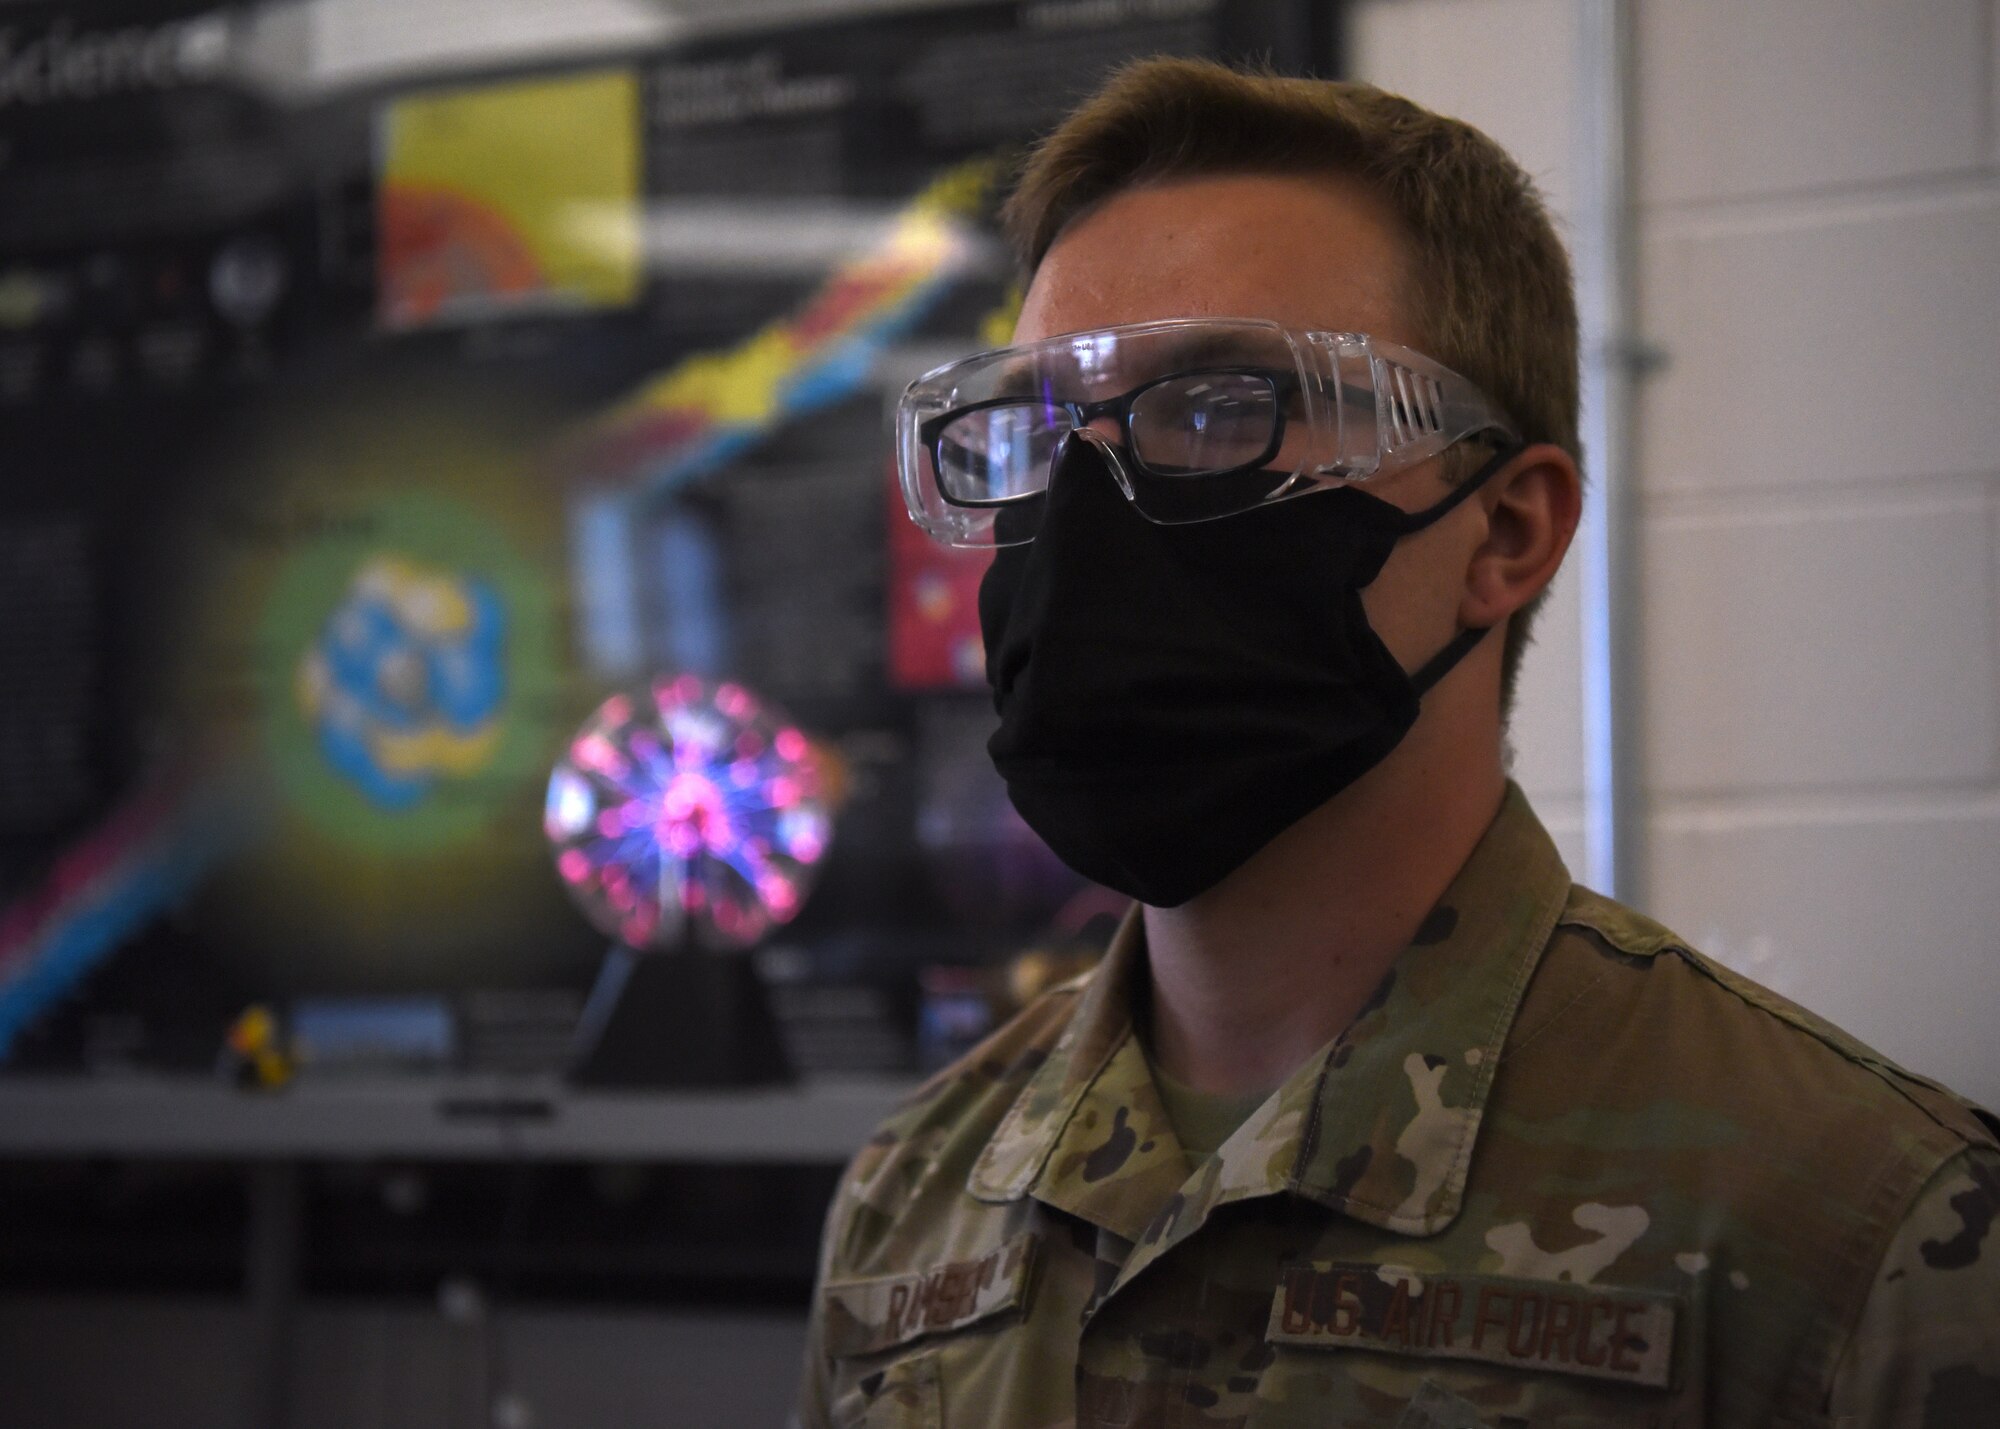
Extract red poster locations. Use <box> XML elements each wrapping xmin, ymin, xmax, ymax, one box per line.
<box><xmin>887</xmin><ymin>462</ymin><xmax>992</xmax><ymax>690</ymax></box>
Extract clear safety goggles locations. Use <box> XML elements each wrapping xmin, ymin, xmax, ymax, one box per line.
<box><xmin>896</xmin><ymin>317</ymin><xmax>1518</xmax><ymax>547</ymax></box>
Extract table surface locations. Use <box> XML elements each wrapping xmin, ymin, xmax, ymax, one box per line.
<box><xmin>0</xmin><ymin>1072</ymin><xmax>916</xmax><ymax>1163</ymax></box>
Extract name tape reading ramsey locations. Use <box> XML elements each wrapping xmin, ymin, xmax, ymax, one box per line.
<box><xmin>822</xmin><ymin>1233</ymin><xmax>1039</xmax><ymax>1357</ymax></box>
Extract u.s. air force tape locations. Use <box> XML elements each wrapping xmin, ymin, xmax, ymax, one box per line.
<box><xmin>820</xmin><ymin>1233</ymin><xmax>1039</xmax><ymax>1357</ymax></box>
<box><xmin>1267</xmin><ymin>1263</ymin><xmax>1678</xmax><ymax>1389</ymax></box>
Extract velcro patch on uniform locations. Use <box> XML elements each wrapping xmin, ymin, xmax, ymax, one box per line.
<box><xmin>822</xmin><ymin>1233</ymin><xmax>1038</xmax><ymax>1357</ymax></box>
<box><xmin>1267</xmin><ymin>1263</ymin><xmax>1677</xmax><ymax>1389</ymax></box>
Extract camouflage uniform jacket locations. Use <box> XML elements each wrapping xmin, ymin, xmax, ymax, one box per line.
<box><xmin>799</xmin><ymin>787</ymin><xmax>2000</xmax><ymax>1427</ymax></box>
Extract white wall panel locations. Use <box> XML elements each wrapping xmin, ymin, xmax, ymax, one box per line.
<box><xmin>1511</xmin><ymin>560</ymin><xmax>1585</xmax><ymax>801</ymax></box>
<box><xmin>1643</xmin><ymin>496</ymin><xmax>1996</xmax><ymax>794</ymax></box>
<box><xmin>1640</xmin><ymin>196</ymin><xmax>2000</xmax><ymax>494</ymax></box>
<box><xmin>1652</xmin><ymin>807</ymin><xmax>2000</xmax><ymax>1111</ymax></box>
<box><xmin>1636</xmin><ymin>0</ymin><xmax>1988</xmax><ymax>206</ymax></box>
<box><xmin>1348</xmin><ymin>0</ymin><xmax>1580</xmax><ymax>223</ymax></box>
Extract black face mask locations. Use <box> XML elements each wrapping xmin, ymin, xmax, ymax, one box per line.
<box><xmin>978</xmin><ymin>435</ymin><xmax>1513</xmax><ymax>907</ymax></box>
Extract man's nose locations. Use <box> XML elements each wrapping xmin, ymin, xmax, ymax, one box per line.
<box><xmin>1077</xmin><ymin>413</ymin><xmax>1124</xmax><ymax>444</ymax></box>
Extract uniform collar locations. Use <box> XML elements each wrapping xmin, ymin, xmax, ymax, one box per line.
<box><xmin>968</xmin><ymin>785</ymin><xmax>1571</xmax><ymax>1250</ymax></box>
<box><xmin>967</xmin><ymin>892</ymin><xmax>1187</xmax><ymax>1241</ymax></box>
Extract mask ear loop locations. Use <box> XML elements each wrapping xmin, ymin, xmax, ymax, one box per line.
<box><xmin>1391</xmin><ymin>439</ymin><xmax>1521</xmax><ymax>534</ymax></box>
<box><xmin>1411</xmin><ymin>624</ymin><xmax>1491</xmax><ymax>695</ymax></box>
<box><xmin>1390</xmin><ymin>440</ymin><xmax>1525</xmax><ymax>695</ymax></box>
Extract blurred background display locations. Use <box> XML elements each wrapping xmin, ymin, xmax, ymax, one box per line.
<box><xmin>0</xmin><ymin>7</ymin><xmax>1336</xmax><ymax>1423</ymax></box>
<box><xmin>0</xmin><ymin>0</ymin><xmax>1335</xmax><ymax>1077</ymax></box>
<box><xmin>9</xmin><ymin>3</ymin><xmax>1997</xmax><ymax>1427</ymax></box>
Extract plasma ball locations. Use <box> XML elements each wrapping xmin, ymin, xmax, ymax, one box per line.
<box><xmin>544</xmin><ymin>674</ymin><xmax>832</xmax><ymax>950</ymax></box>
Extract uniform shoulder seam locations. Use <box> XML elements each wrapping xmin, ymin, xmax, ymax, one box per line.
<box><xmin>1554</xmin><ymin>884</ymin><xmax>1681</xmax><ymax>958</ymax></box>
<box><xmin>1665</xmin><ymin>942</ymin><xmax>1997</xmax><ymax>1154</ymax></box>
<box><xmin>1560</xmin><ymin>885</ymin><xmax>1994</xmax><ymax>1153</ymax></box>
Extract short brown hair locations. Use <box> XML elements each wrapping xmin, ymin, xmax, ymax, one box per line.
<box><xmin>1002</xmin><ymin>57</ymin><xmax>1579</xmax><ymax>714</ymax></box>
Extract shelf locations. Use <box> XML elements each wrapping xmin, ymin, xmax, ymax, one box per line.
<box><xmin>0</xmin><ymin>1073</ymin><xmax>915</xmax><ymax>1165</ymax></box>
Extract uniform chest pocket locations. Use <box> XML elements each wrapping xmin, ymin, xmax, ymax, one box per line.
<box><xmin>821</xmin><ymin>1233</ymin><xmax>1039</xmax><ymax>1428</ymax></box>
<box><xmin>830</xmin><ymin>1352</ymin><xmax>940</xmax><ymax>1429</ymax></box>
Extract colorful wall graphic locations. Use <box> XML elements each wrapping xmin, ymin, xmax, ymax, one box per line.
<box><xmin>256</xmin><ymin>488</ymin><xmax>558</xmax><ymax>853</ymax></box>
<box><xmin>377</xmin><ymin>68</ymin><xmax>642</xmax><ymax>329</ymax></box>
<box><xmin>162</xmin><ymin>405</ymin><xmax>581</xmax><ymax>987</ymax></box>
<box><xmin>296</xmin><ymin>554</ymin><xmax>508</xmax><ymax>813</ymax></box>
<box><xmin>0</xmin><ymin>762</ymin><xmax>255</xmax><ymax>1056</ymax></box>
<box><xmin>557</xmin><ymin>157</ymin><xmax>997</xmax><ymax>497</ymax></box>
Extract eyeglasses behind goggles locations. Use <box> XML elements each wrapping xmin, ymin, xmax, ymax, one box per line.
<box><xmin>896</xmin><ymin>317</ymin><xmax>1517</xmax><ymax>547</ymax></box>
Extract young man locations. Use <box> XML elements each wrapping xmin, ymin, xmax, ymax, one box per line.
<box><xmin>800</xmin><ymin>60</ymin><xmax>1999</xmax><ymax>1427</ymax></box>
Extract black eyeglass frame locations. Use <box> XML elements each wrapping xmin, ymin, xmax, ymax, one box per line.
<box><xmin>917</xmin><ymin>364</ymin><xmax>1304</xmax><ymax>509</ymax></box>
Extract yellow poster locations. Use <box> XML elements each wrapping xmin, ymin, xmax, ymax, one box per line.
<box><xmin>377</xmin><ymin>68</ymin><xmax>640</xmax><ymax>329</ymax></box>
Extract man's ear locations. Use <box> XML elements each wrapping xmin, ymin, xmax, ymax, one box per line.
<box><xmin>1459</xmin><ymin>443</ymin><xmax>1581</xmax><ymax>628</ymax></box>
